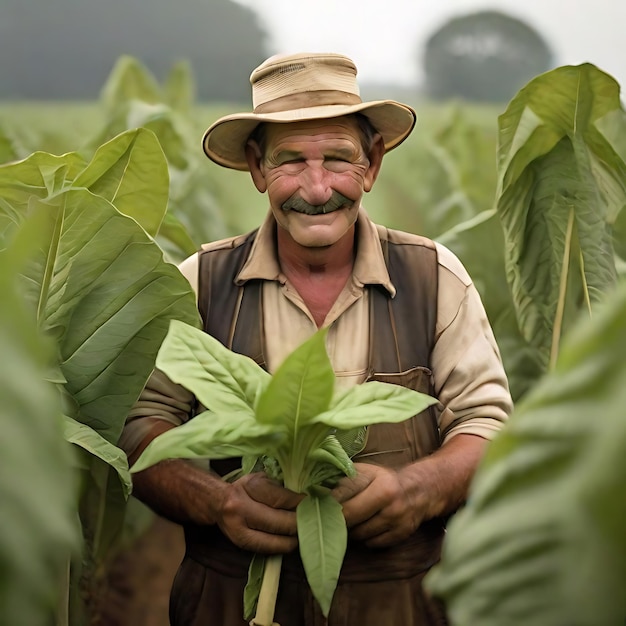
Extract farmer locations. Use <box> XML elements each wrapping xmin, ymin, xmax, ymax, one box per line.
<box><xmin>120</xmin><ymin>52</ymin><xmax>512</xmax><ymax>625</ymax></box>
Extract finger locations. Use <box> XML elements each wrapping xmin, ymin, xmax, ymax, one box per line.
<box><xmin>221</xmin><ymin>486</ymin><xmax>300</xmax><ymax>537</ymax></box>
<box><xmin>243</xmin><ymin>472</ymin><xmax>304</xmax><ymax>509</ymax></box>
<box><xmin>225</xmin><ymin>524</ymin><xmax>299</xmax><ymax>554</ymax></box>
<box><xmin>349</xmin><ymin>511</ymin><xmax>413</xmax><ymax>548</ymax></box>
<box><xmin>339</xmin><ymin>470</ymin><xmax>399</xmax><ymax>527</ymax></box>
<box><xmin>246</xmin><ymin>505</ymin><xmax>300</xmax><ymax>537</ymax></box>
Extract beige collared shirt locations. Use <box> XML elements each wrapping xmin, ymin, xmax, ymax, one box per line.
<box><xmin>120</xmin><ymin>209</ymin><xmax>512</xmax><ymax>456</ymax></box>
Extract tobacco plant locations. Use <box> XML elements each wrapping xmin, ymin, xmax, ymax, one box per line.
<box><xmin>131</xmin><ymin>320</ymin><xmax>437</xmax><ymax>624</ymax></box>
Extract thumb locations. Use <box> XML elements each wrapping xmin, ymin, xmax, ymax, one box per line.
<box><xmin>331</xmin><ymin>471</ymin><xmax>373</xmax><ymax>503</ymax></box>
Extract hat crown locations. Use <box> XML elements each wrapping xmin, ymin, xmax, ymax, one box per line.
<box><xmin>250</xmin><ymin>52</ymin><xmax>362</xmax><ymax>112</ymax></box>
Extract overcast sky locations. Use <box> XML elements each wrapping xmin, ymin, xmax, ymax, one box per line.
<box><xmin>236</xmin><ymin>0</ymin><xmax>626</xmax><ymax>91</ymax></box>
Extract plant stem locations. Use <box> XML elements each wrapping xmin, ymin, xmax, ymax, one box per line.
<box><xmin>551</xmin><ymin>207</ymin><xmax>575</xmax><ymax>370</ymax></box>
<box><xmin>579</xmin><ymin>248</ymin><xmax>592</xmax><ymax>318</ymax></box>
<box><xmin>250</xmin><ymin>553</ymin><xmax>283</xmax><ymax>626</ymax></box>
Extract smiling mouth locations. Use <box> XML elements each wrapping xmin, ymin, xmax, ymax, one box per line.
<box><xmin>288</xmin><ymin>204</ymin><xmax>345</xmax><ymax>215</ymax></box>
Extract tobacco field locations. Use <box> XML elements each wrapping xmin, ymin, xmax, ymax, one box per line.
<box><xmin>1</xmin><ymin>56</ymin><xmax>625</xmax><ymax>626</ymax></box>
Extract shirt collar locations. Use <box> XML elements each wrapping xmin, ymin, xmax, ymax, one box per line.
<box><xmin>237</xmin><ymin>207</ymin><xmax>396</xmax><ymax>296</ymax></box>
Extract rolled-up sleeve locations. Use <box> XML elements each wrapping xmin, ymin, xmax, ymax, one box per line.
<box><xmin>432</xmin><ymin>243</ymin><xmax>513</xmax><ymax>442</ymax></box>
<box><xmin>118</xmin><ymin>368</ymin><xmax>194</xmax><ymax>456</ymax></box>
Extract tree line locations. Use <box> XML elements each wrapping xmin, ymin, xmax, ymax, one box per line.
<box><xmin>1</xmin><ymin>0</ymin><xmax>553</xmax><ymax>103</ymax></box>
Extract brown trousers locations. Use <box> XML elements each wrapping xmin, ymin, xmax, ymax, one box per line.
<box><xmin>170</xmin><ymin>533</ymin><xmax>447</xmax><ymax>625</ymax></box>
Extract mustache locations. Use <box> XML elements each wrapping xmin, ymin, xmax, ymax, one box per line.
<box><xmin>281</xmin><ymin>191</ymin><xmax>353</xmax><ymax>215</ymax></box>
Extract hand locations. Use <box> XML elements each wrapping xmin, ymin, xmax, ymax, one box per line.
<box><xmin>215</xmin><ymin>472</ymin><xmax>304</xmax><ymax>554</ymax></box>
<box><xmin>331</xmin><ymin>463</ymin><xmax>429</xmax><ymax>548</ymax></box>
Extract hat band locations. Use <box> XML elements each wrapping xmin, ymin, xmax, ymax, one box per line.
<box><xmin>253</xmin><ymin>90</ymin><xmax>362</xmax><ymax>114</ymax></box>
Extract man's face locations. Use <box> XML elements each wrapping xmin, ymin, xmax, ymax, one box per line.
<box><xmin>247</xmin><ymin>117</ymin><xmax>382</xmax><ymax>249</ymax></box>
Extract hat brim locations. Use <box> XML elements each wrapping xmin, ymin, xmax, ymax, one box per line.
<box><xmin>201</xmin><ymin>100</ymin><xmax>417</xmax><ymax>171</ymax></box>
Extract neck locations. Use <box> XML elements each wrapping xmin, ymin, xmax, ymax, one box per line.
<box><xmin>275</xmin><ymin>225</ymin><xmax>356</xmax><ymax>327</ymax></box>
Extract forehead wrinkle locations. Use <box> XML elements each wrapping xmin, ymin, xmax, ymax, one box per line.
<box><xmin>269</xmin><ymin>135</ymin><xmax>362</xmax><ymax>161</ymax></box>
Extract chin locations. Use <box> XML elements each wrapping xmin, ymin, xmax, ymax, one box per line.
<box><xmin>291</xmin><ymin>225</ymin><xmax>350</xmax><ymax>249</ymax></box>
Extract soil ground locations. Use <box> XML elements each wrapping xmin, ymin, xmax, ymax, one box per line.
<box><xmin>101</xmin><ymin>515</ymin><xmax>185</xmax><ymax>626</ymax></box>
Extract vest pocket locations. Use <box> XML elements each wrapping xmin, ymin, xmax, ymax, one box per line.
<box><xmin>354</xmin><ymin>366</ymin><xmax>440</xmax><ymax>467</ymax></box>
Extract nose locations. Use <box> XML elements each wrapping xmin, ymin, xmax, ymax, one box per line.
<box><xmin>299</xmin><ymin>162</ymin><xmax>332</xmax><ymax>206</ymax></box>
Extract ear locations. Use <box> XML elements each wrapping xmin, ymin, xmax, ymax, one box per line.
<box><xmin>363</xmin><ymin>133</ymin><xmax>385</xmax><ymax>192</ymax></box>
<box><xmin>245</xmin><ymin>139</ymin><xmax>267</xmax><ymax>193</ymax></box>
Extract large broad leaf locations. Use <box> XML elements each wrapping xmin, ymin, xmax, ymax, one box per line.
<box><xmin>156</xmin><ymin>319</ymin><xmax>271</xmax><ymax>416</ymax></box>
<box><xmin>256</xmin><ymin>328</ymin><xmax>335</xmax><ymax>428</ymax></box>
<box><xmin>313</xmin><ymin>380</ymin><xmax>438</xmax><ymax>429</ymax></box>
<box><xmin>426</xmin><ymin>280</ymin><xmax>626</xmax><ymax>626</ymax></box>
<box><xmin>156</xmin><ymin>210</ymin><xmax>199</xmax><ymax>261</ymax></box>
<box><xmin>438</xmin><ymin>210</ymin><xmax>541</xmax><ymax>401</ymax></box>
<box><xmin>164</xmin><ymin>59</ymin><xmax>196</xmax><ymax>113</ymax></box>
<box><xmin>0</xmin><ymin>235</ymin><xmax>78</xmax><ymax>626</ymax></box>
<box><xmin>495</xmin><ymin>63</ymin><xmax>626</xmax><ymax>371</ymax></box>
<box><xmin>131</xmin><ymin>410</ymin><xmax>285</xmax><ymax>472</ymax></box>
<box><xmin>0</xmin><ymin>127</ymin><xmax>169</xmax><ymax>243</ymax></box>
<box><xmin>62</xmin><ymin>416</ymin><xmax>131</xmax><ymax>498</ymax></box>
<box><xmin>100</xmin><ymin>55</ymin><xmax>162</xmax><ymax>112</ymax></box>
<box><xmin>0</xmin><ymin>151</ymin><xmax>86</xmax><ymax>247</ymax></box>
<box><xmin>297</xmin><ymin>492</ymin><xmax>347</xmax><ymax>617</ymax></box>
<box><xmin>73</xmin><ymin>127</ymin><xmax>169</xmax><ymax>236</ymax></box>
<box><xmin>13</xmin><ymin>189</ymin><xmax>200</xmax><ymax>444</ymax></box>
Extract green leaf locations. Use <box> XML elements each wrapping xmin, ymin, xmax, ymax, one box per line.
<box><xmin>156</xmin><ymin>319</ymin><xmax>271</xmax><ymax>416</ymax></box>
<box><xmin>76</xmin><ymin>450</ymin><xmax>129</xmax><ymax>562</ymax></box>
<box><xmin>131</xmin><ymin>410</ymin><xmax>286</xmax><ymax>473</ymax></box>
<box><xmin>256</xmin><ymin>328</ymin><xmax>335</xmax><ymax>428</ymax></box>
<box><xmin>0</xmin><ymin>121</ymin><xmax>20</xmax><ymax>164</ymax></box>
<box><xmin>100</xmin><ymin>55</ymin><xmax>162</xmax><ymax>112</ymax></box>
<box><xmin>164</xmin><ymin>59</ymin><xmax>196</xmax><ymax>112</ymax></box>
<box><xmin>0</xmin><ymin>150</ymin><xmax>86</xmax><ymax>210</ymax></box>
<box><xmin>438</xmin><ymin>210</ymin><xmax>541</xmax><ymax>401</ymax></box>
<box><xmin>73</xmin><ymin>128</ymin><xmax>169</xmax><ymax>236</ymax></box>
<box><xmin>62</xmin><ymin>415</ymin><xmax>131</xmax><ymax>498</ymax></box>
<box><xmin>156</xmin><ymin>207</ymin><xmax>199</xmax><ymax>259</ymax></box>
<box><xmin>130</xmin><ymin>101</ymin><xmax>191</xmax><ymax>170</ymax></box>
<box><xmin>0</xmin><ymin>150</ymin><xmax>86</xmax><ymax>251</ymax></box>
<box><xmin>306</xmin><ymin>435</ymin><xmax>356</xmax><ymax>486</ymax></box>
<box><xmin>244</xmin><ymin>554</ymin><xmax>266</xmax><ymax>620</ymax></box>
<box><xmin>334</xmin><ymin>426</ymin><xmax>368</xmax><ymax>459</ymax></box>
<box><xmin>11</xmin><ymin>189</ymin><xmax>200</xmax><ymax>444</ymax></box>
<box><xmin>297</xmin><ymin>493</ymin><xmax>347</xmax><ymax>617</ymax></box>
<box><xmin>0</xmin><ymin>236</ymin><xmax>78</xmax><ymax>626</ymax></box>
<box><xmin>426</xmin><ymin>280</ymin><xmax>626</xmax><ymax>626</ymax></box>
<box><xmin>495</xmin><ymin>63</ymin><xmax>626</xmax><ymax>372</ymax></box>
<box><xmin>313</xmin><ymin>380</ymin><xmax>438</xmax><ymax>429</ymax></box>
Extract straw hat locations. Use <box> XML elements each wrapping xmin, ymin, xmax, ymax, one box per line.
<box><xmin>202</xmin><ymin>52</ymin><xmax>417</xmax><ymax>171</ymax></box>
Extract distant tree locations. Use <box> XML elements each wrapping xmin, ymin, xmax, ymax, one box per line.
<box><xmin>422</xmin><ymin>10</ymin><xmax>554</xmax><ymax>102</ymax></box>
<box><xmin>0</xmin><ymin>0</ymin><xmax>269</xmax><ymax>101</ymax></box>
